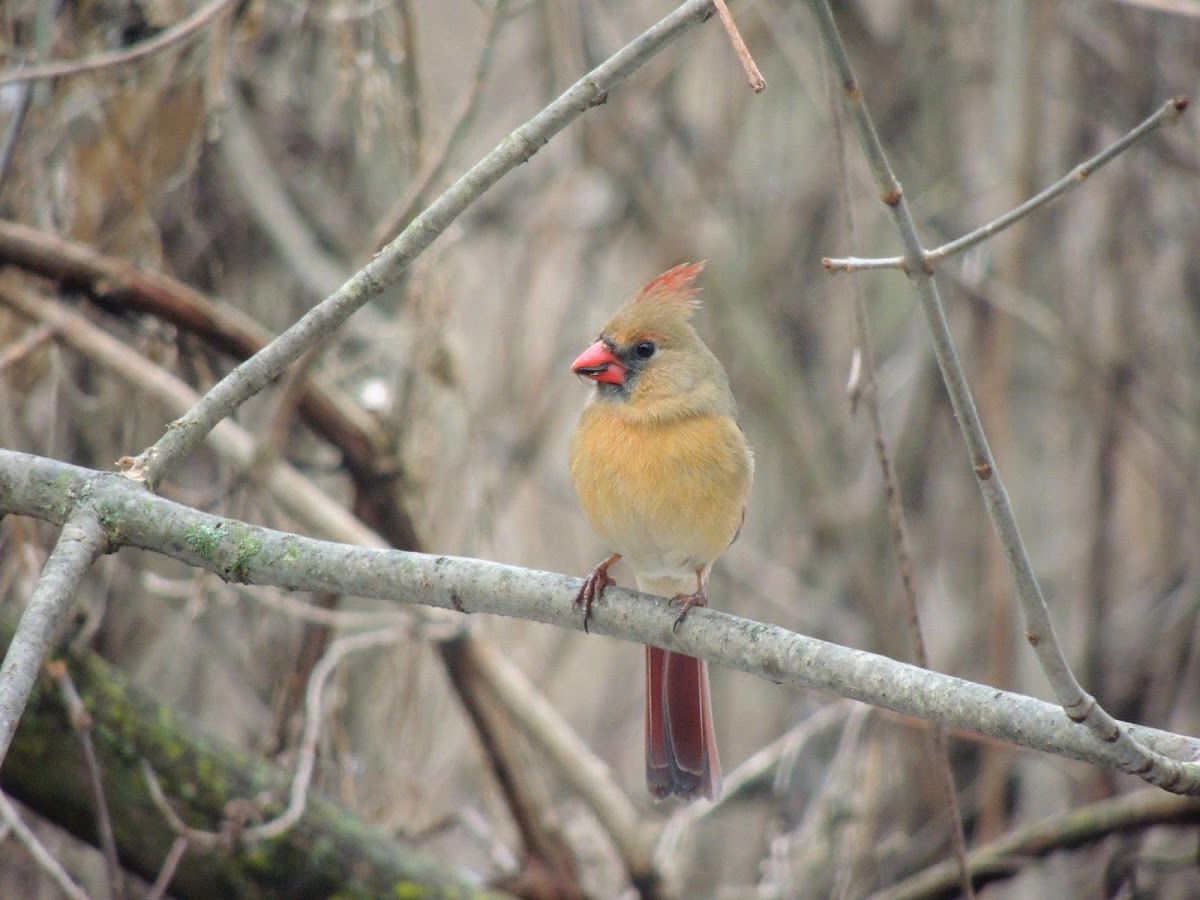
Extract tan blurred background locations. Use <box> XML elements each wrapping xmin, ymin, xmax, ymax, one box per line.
<box><xmin>2</xmin><ymin>0</ymin><xmax>1200</xmax><ymax>896</ymax></box>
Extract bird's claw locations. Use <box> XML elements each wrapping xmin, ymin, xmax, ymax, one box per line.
<box><xmin>669</xmin><ymin>590</ymin><xmax>707</xmax><ymax>633</ymax></box>
<box><xmin>574</xmin><ymin>555</ymin><xmax>619</xmax><ymax>633</ymax></box>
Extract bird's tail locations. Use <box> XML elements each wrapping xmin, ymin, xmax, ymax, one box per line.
<box><xmin>637</xmin><ymin>574</ymin><xmax>721</xmax><ymax>800</ymax></box>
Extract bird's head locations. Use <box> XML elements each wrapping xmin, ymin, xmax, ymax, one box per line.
<box><xmin>572</xmin><ymin>262</ymin><xmax>734</xmax><ymax>419</ymax></box>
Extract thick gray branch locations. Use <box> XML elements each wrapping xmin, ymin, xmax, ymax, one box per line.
<box><xmin>3</xmin><ymin>449</ymin><xmax>1199</xmax><ymax>787</ymax></box>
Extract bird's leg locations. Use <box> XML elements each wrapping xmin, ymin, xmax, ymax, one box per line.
<box><xmin>669</xmin><ymin>568</ymin><xmax>708</xmax><ymax>633</ymax></box>
<box><xmin>575</xmin><ymin>553</ymin><xmax>620</xmax><ymax>633</ymax></box>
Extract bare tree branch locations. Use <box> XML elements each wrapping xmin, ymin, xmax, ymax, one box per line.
<box><xmin>825</xmin><ymin>53</ymin><xmax>974</xmax><ymax>898</ymax></box>
<box><xmin>3</xmin><ymin>447</ymin><xmax>1200</xmax><ymax>791</ymax></box>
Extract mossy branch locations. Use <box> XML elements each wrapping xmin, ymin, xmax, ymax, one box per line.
<box><xmin>0</xmin><ymin>619</ymin><xmax>508</xmax><ymax>899</ymax></box>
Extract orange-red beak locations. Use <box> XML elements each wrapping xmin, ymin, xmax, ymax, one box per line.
<box><xmin>572</xmin><ymin>340</ymin><xmax>625</xmax><ymax>385</ymax></box>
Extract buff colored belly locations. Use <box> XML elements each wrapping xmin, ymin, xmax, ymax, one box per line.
<box><xmin>569</xmin><ymin>409</ymin><xmax>751</xmax><ymax>579</ymax></box>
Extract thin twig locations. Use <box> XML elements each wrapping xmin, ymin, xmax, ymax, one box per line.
<box><xmin>0</xmin><ymin>0</ymin><xmax>62</xmax><ymax>188</ymax></box>
<box><xmin>822</xmin><ymin>96</ymin><xmax>1189</xmax><ymax>273</ymax></box>
<box><xmin>251</xmin><ymin>627</ymin><xmax>408</xmax><ymax>839</ymax></box>
<box><xmin>124</xmin><ymin>0</ymin><xmax>719</xmax><ymax>490</ymax></box>
<box><xmin>48</xmin><ymin>660</ymin><xmax>124</xmax><ymax>900</ymax></box>
<box><xmin>140</xmin><ymin>761</ymin><xmax>220</xmax><ymax>850</ymax></box>
<box><xmin>712</xmin><ymin>0</ymin><xmax>766</xmax><ymax>92</ymax></box>
<box><xmin>0</xmin><ymin>82</ymin><xmax>32</xmax><ymax>191</ymax></box>
<box><xmin>145</xmin><ymin>836</ymin><xmax>189</xmax><ymax>900</ymax></box>
<box><xmin>0</xmin><ymin>323</ymin><xmax>55</xmax><ymax>373</ymax></box>
<box><xmin>1109</xmin><ymin>0</ymin><xmax>1200</xmax><ymax>16</ymax></box>
<box><xmin>0</xmin><ymin>0</ymin><xmax>238</xmax><ymax>86</ymax></box>
<box><xmin>926</xmin><ymin>96</ymin><xmax>1187</xmax><ymax>265</ymax></box>
<box><xmin>395</xmin><ymin>0</ymin><xmax>425</xmax><ymax>169</ymax></box>
<box><xmin>809</xmin><ymin>0</ymin><xmax>1193</xmax><ymax>794</ymax></box>
<box><xmin>367</xmin><ymin>0</ymin><xmax>513</xmax><ymax>253</ymax></box>
<box><xmin>0</xmin><ymin>791</ymin><xmax>89</xmax><ymax>900</ymax></box>
<box><xmin>0</xmin><ymin>508</ymin><xmax>106</xmax><ymax>766</ymax></box>
<box><xmin>140</xmin><ymin>628</ymin><xmax>408</xmax><ymax>847</ymax></box>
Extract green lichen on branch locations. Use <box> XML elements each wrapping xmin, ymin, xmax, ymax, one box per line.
<box><xmin>228</xmin><ymin>529</ymin><xmax>264</xmax><ymax>582</ymax></box>
<box><xmin>183</xmin><ymin>521</ymin><xmax>228</xmax><ymax>560</ymax></box>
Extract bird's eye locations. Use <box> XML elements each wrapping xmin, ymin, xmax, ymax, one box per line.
<box><xmin>635</xmin><ymin>341</ymin><xmax>656</xmax><ymax>359</ymax></box>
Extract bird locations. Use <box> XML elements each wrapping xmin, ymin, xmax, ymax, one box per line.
<box><xmin>568</xmin><ymin>261</ymin><xmax>753</xmax><ymax>801</ymax></box>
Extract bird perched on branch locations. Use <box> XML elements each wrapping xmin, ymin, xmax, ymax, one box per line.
<box><xmin>568</xmin><ymin>262</ymin><xmax>753</xmax><ymax>800</ymax></box>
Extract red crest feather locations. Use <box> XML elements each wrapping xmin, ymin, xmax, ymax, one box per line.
<box><xmin>633</xmin><ymin>262</ymin><xmax>705</xmax><ymax>315</ymax></box>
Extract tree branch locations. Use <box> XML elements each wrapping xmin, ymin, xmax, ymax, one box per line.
<box><xmin>3</xmin><ymin>448</ymin><xmax>1199</xmax><ymax>790</ymax></box>
<box><xmin>0</xmin><ymin>508</ymin><xmax>106</xmax><ymax>764</ymax></box>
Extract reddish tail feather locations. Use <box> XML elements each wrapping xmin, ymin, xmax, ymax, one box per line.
<box><xmin>645</xmin><ymin>645</ymin><xmax>721</xmax><ymax>800</ymax></box>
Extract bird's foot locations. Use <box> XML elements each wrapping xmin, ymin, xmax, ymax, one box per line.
<box><xmin>669</xmin><ymin>588</ymin><xmax>708</xmax><ymax>633</ymax></box>
<box><xmin>574</xmin><ymin>554</ymin><xmax>620</xmax><ymax>633</ymax></box>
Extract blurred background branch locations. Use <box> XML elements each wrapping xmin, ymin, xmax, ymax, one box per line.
<box><xmin>0</xmin><ymin>619</ymin><xmax>501</xmax><ymax>899</ymax></box>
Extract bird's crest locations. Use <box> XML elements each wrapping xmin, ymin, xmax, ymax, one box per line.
<box><xmin>632</xmin><ymin>262</ymin><xmax>704</xmax><ymax>318</ymax></box>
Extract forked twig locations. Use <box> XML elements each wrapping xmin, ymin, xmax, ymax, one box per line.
<box><xmin>251</xmin><ymin>627</ymin><xmax>408</xmax><ymax>839</ymax></box>
<box><xmin>145</xmin><ymin>837</ymin><xmax>189</xmax><ymax>900</ymax></box>
<box><xmin>823</xmin><ymin>97</ymin><xmax>1188</xmax><ymax>273</ymax></box>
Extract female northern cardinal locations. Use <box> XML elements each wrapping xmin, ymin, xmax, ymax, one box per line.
<box><xmin>568</xmin><ymin>262</ymin><xmax>753</xmax><ymax>800</ymax></box>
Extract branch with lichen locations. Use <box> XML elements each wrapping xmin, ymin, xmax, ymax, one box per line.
<box><xmin>4</xmin><ymin>448</ymin><xmax>1200</xmax><ymax>794</ymax></box>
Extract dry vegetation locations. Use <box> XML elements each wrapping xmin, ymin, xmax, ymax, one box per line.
<box><xmin>2</xmin><ymin>0</ymin><xmax>1200</xmax><ymax>897</ymax></box>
